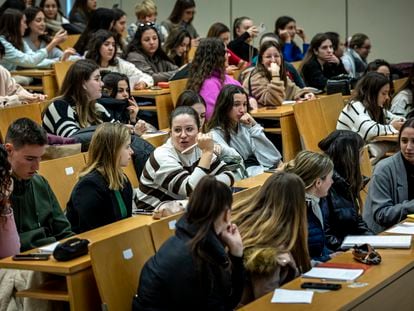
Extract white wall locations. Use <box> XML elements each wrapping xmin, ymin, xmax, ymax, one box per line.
<box><xmin>63</xmin><ymin>0</ymin><xmax>413</xmax><ymax>63</ymax></box>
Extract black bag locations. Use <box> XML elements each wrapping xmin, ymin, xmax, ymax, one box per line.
<box><xmin>53</xmin><ymin>238</ymin><xmax>90</xmax><ymax>261</ymax></box>
<box><xmin>326</xmin><ymin>74</ymin><xmax>352</xmax><ymax>95</ymax></box>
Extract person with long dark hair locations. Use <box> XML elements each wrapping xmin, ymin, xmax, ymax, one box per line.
<box><xmin>0</xmin><ymin>8</ymin><xmax>66</xmax><ymax>73</ymax></box>
<box><xmin>274</xmin><ymin>15</ymin><xmax>309</xmax><ymax>62</ymax></box>
<box><xmin>391</xmin><ymin>65</ymin><xmax>414</xmax><ymax>117</ymax></box>
<box><xmin>228</xmin><ymin>16</ymin><xmax>258</xmax><ymax>63</ymax></box>
<box><xmin>126</xmin><ymin>22</ymin><xmax>178</xmax><ymax>83</ymax></box>
<box><xmin>73</xmin><ymin>7</ymin><xmax>115</xmax><ymax>55</ymax></box>
<box><xmin>39</xmin><ymin>0</ymin><xmax>69</xmax><ymax>35</ymax></box>
<box><xmin>337</xmin><ymin>72</ymin><xmax>404</xmax><ymax>162</ymax></box>
<box><xmin>163</xmin><ymin>27</ymin><xmax>191</xmax><ymax>67</ymax></box>
<box><xmin>300</xmin><ymin>33</ymin><xmax>347</xmax><ymax>91</ymax></box>
<box><xmin>243</xmin><ymin>40</ymin><xmax>314</xmax><ymax>107</ymax></box>
<box><xmin>161</xmin><ymin>0</ymin><xmax>199</xmax><ymax>43</ymax></box>
<box><xmin>318</xmin><ymin>130</ymin><xmax>373</xmax><ymax>250</ymax></box>
<box><xmin>133</xmin><ymin>175</ymin><xmax>244</xmax><ymax>310</ymax></box>
<box><xmin>363</xmin><ymin>118</ymin><xmax>414</xmax><ymax>233</ymax></box>
<box><xmin>69</xmin><ymin>0</ymin><xmax>96</xmax><ymax>32</ymax></box>
<box><xmin>207</xmin><ymin>85</ymin><xmax>281</xmax><ymax>177</ymax></box>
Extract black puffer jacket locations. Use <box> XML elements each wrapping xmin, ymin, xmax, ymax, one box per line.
<box><xmin>325</xmin><ymin>171</ymin><xmax>373</xmax><ymax>250</ymax></box>
<box><xmin>132</xmin><ymin>217</ymin><xmax>245</xmax><ymax>311</ymax></box>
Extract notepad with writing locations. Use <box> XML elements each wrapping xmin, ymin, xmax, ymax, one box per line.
<box><xmin>271</xmin><ymin>289</ymin><xmax>314</xmax><ymax>304</ymax></box>
<box><xmin>302</xmin><ymin>267</ymin><xmax>364</xmax><ymax>282</ymax></box>
<box><xmin>341</xmin><ymin>235</ymin><xmax>412</xmax><ymax>249</ymax></box>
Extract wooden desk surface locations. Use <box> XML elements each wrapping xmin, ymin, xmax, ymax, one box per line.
<box><xmin>250</xmin><ymin>105</ymin><xmax>294</xmax><ymax>118</ymax></box>
<box><xmin>373</xmin><ymin>134</ymin><xmax>398</xmax><ymax>142</ymax></box>
<box><xmin>11</xmin><ymin>69</ymin><xmax>55</xmax><ymax>77</ymax></box>
<box><xmin>0</xmin><ymin>215</ymin><xmax>155</xmax><ymax>275</ymax></box>
<box><xmin>131</xmin><ymin>88</ymin><xmax>171</xmax><ymax>96</ymax></box>
<box><xmin>234</xmin><ymin>172</ymin><xmax>272</xmax><ymax>188</ymax></box>
<box><xmin>240</xmin><ymin>248</ymin><xmax>414</xmax><ymax>310</ymax></box>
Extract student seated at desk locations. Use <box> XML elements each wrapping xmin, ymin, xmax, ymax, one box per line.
<box><xmin>68</xmin><ymin>0</ymin><xmax>96</xmax><ymax>33</ymax></box>
<box><xmin>186</xmin><ymin>38</ymin><xmax>244</xmax><ymax>120</ymax></box>
<box><xmin>111</xmin><ymin>8</ymin><xmax>128</xmax><ymax>56</ymax></box>
<box><xmin>133</xmin><ymin>176</ymin><xmax>244</xmax><ymax>310</ymax></box>
<box><xmin>318</xmin><ymin>130</ymin><xmax>373</xmax><ymax>250</ymax></box>
<box><xmin>85</xmin><ymin>30</ymin><xmax>153</xmax><ymax>90</ymax></box>
<box><xmin>43</xmin><ymin>59</ymin><xmax>114</xmax><ymax>138</ymax></box>
<box><xmin>100</xmin><ymin>72</ymin><xmax>156</xmax><ymax>135</ymax></box>
<box><xmin>23</xmin><ymin>7</ymin><xmax>77</xmax><ymax>63</ymax></box>
<box><xmin>337</xmin><ymin>72</ymin><xmax>405</xmax><ymax>163</ymax></box>
<box><xmin>233</xmin><ymin>171</ymin><xmax>311</xmax><ymax>304</ymax></box>
<box><xmin>228</xmin><ymin>16</ymin><xmax>258</xmax><ymax>64</ymax></box>
<box><xmin>0</xmin><ymin>8</ymin><xmax>67</xmax><ymax>82</ymax></box>
<box><xmin>160</xmin><ymin>0</ymin><xmax>199</xmax><ymax>44</ymax></box>
<box><xmin>0</xmin><ymin>145</ymin><xmax>19</xmax><ymax>258</ymax></box>
<box><xmin>125</xmin><ymin>22</ymin><xmax>178</xmax><ymax>83</ymax></box>
<box><xmin>66</xmin><ymin>123</ymin><xmax>133</xmax><ymax>233</ymax></box>
<box><xmin>207</xmin><ymin>85</ymin><xmax>281</xmax><ymax>177</ymax></box>
<box><xmin>0</xmin><ymin>64</ymin><xmax>46</xmax><ymax>106</ymax></box>
<box><xmin>73</xmin><ymin>8</ymin><xmax>115</xmax><ymax>56</ymax></box>
<box><xmin>163</xmin><ymin>27</ymin><xmax>191</xmax><ymax>67</ymax></box>
<box><xmin>363</xmin><ymin>118</ymin><xmax>414</xmax><ymax>233</ymax></box>
<box><xmin>39</xmin><ymin>0</ymin><xmax>71</xmax><ymax>36</ymax></box>
<box><xmin>136</xmin><ymin>106</ymin><xmax>234</xmax><ymax>210</ymax></box>
<box><xmin>243</xmin><ymin>40</ymin><xmax>314</xmax><ymax>108</ymax></box>
<box><xmin>283</xmin><ymin>151</ymin><xmax>339</xmax><ymax>263</ymax></box>
<box><xmin>391</xmin><ymin>65</ymin><xmax>414</xmax><ymax>117</ymax></box>
<box><xmin>274</xmin><ymin>15</ymin><xmax>309</xmax><ymax>62</ymax></box>
<box><xmin>5</xmin><ymin>118</ymin><xmax>73</xmax><ymax>251</ymax></box>
<box><xmin>341</xmin><ymin>33</ymin><xmax>371</xmax><ymax>79</ymax></box>
<box><xmin>300</xmin><ymin>33</ymin><xmax>347</xmax><ymax>91</ymax></box>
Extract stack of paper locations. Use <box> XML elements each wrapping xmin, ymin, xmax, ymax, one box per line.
<box><xmin>341</xmin><ymin>235</ymin><xmax>412</xmax><ymax>249</ymax></box>
<box><xmin>386</xmin><ymin>222</ymin><xmax>414</xmax><ymax>235</ymax></box>
<box><xmin>271</xmin><ymin>289</ymin><xmax>314</xmax><ymax>304</ymax></box>
<box><xmin>38</xmin><ymin>241</ymin><xmax>60</xmax><ymax>254</ymax></box>
<box><xmin>302</xmin><ymin>267</ymin><xmax>364</xmax><ymax>282</ymax></box>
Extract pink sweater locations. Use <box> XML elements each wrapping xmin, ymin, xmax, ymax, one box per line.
<box><xmin>199</xmin><ymin>73</ymin><xmax>242</xmax><ymax>120</ymax></box>
<box><xmin>0</xmin><ymin>209</ymin><xmax>20</xmax><ymax>258</ymax></box>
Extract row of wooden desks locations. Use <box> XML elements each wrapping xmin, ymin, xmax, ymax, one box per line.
<box><xmin>0</xmin><ymin>173</ymin><xmax>271</xmax><ymax>311</ymax></box>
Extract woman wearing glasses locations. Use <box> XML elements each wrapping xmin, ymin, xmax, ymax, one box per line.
<box><xmin>125</xmin><ymin>22</ymin><xmax>178</xmax><ymax>83</ymax></box>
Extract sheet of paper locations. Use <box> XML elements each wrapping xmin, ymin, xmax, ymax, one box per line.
<box><xmin>386</xmin><ymin>222</ymin><xmax>414</xmax><ymax>234</ymax></box>
<box><xmin>271</xmin><ymin>289</ymin><xmax>313</xmax><ymax>304</ymax></box>
<box><xmin>38</xmin><ymin>241</ymin><xmax>60</xmax><ymax>254</ymax></box>
<box><xmin>302</xmin><ymin>267</ymin><xmax>364</xmax><ymax>282</ymax></box>
<box><xmin>341</xmin><ymin>235</ymin><xmax>412</xmax><ymax>248</ymax></box>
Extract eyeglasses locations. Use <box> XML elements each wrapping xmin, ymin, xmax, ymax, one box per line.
<box><xmin>138</xmin><ymin>22</ymin><xmax>155</xmax><ymax>28</ymax></box>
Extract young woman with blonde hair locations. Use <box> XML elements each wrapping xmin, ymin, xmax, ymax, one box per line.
<box><xmin>283</xmin><ymin>150</ymin><xmax>337</xmax><ymax>263</ymax></box>
<box><xmin>66</xmin><ymin>122</ymin><xmax>134</xmax><ymax>233</ymax></box>
<box><xmin>233</xmin><ymin>171</ymin><xmax>311</xmax><ymax>303</ymax></box>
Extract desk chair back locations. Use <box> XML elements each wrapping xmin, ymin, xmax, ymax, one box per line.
<box><xmin>319</xmin><ymin>93</ymin><xmax>345</xmax><ymax>133</ymax></box>
<box><xmin>39</xmin><ymin>153</ymin><xmax>86</xmax><ymax>210</ymax></box>
<box><xmin>393</xmin><ymin>77</ymin><xmax>408</xmax><ymax>93</ymax></box>
<box><xmin>149</xmin><ymin>212</ymin><xmax>184</xmax><ymax>251</ymax></box>
<box><xmin>89</xmin><ymin>225</ymin><xmax>155</xmax><ymax>311</ymax></box>
<box><xmin>54</xmin><ymin>61</ymin><xmax>75</xmax><ymax>91</ymax></box>
<box><xmin>293</xmin><ymin>98</ymin><xmax>327</xmax><ymax>152</ymax></box>
<box><xmin>59</xmin><ymin>34</ymin><xmax>80</xmax><ymax>51</ymax></box>
<box><xmin>169</xmin><ymin>78</ymin><xmax>188</xmax><ymax>107</ymax></box>
<box><xmin>0</xmin><ymin>103</ymin><xmax>42</xmax><ymax>142</ymax></box>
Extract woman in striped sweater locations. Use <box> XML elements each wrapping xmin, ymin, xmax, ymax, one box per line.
<box><xmin>42</xmin><ymin>59</ymin><xmax>114</xmax><ymax>138</ymax></box>
<box><xmin>337</xmin><ymin>72</ymin><xmax>405</xmax><ymax>162</ymax></box>
<box><xmin>136</xmin><ymin>106</ymin><xmax>234</xmax><ymax>210</ymax></box>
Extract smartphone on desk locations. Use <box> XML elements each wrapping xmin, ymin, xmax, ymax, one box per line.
<box><xmin>301</xmin><ymin>282</ymin><xmax>341</xmax><ymax>290</ymax></box>
<box><xmin>12</xmin><ymin>253</ymin><xmax>50</xmax><ymax>261</ymax></box>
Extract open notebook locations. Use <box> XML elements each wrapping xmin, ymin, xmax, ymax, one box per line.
<box><xmin>341</xmin><ymin>235</ymin><xmax>412</xmax><ymax>249</ymax></box>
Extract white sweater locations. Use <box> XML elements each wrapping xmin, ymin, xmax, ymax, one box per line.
<box><xmin>337</xmin><ymin>100</ymin><xmax>399</xmax><ymax>141</ymax></box>
<box><xmin>390</xmin><ymin>89</ymin><xmax>413</xmax><ymax>117</ymax></box>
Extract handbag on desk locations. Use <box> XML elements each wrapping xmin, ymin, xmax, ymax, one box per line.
<box><xmin>326</xmin><ymin>74</ymin><xmax>352</xmax><ymax>95</ymax></box>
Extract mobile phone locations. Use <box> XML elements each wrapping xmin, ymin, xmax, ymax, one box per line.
<box><xmin>231</xmin><ymin>186</ymin><xmax>247</xmax><ymax>193</ymax></box>
<box><xmin>258</xmin><ymin>23</ymin><xmax>266</xmax><ymax>35</ymax></box>
<box><xmin>301</xmin><ymin>282</ymin><xmax>342</xmax><ymax>290</ymax></box>
<box><xmin>12</xmin><ymin>253</ymin><xmax>50</xmax><ymax>261</ymax></box>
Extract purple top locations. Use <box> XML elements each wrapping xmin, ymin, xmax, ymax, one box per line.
<box><xmin>0</xmin><ymin>209</ymin><xmax>20</xmax><ymax>258</ymax></box>
<box><xmin>199</xmin><ymin>72</ymin><xmax>242</xmax><ymax>120</ymax></box>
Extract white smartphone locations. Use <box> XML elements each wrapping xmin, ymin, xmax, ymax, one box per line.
<box><xmin>258</xmin><ymin>23</ymin><xmax>266</xmax><ymax>35</ymax></box>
